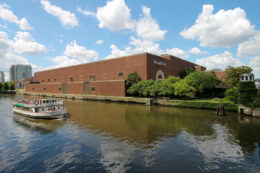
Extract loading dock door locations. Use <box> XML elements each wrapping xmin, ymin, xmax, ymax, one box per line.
<box><xmin>83</xmin><ymin>82</ymin><xmax>90</xmax><ymax>94</ymax></box>
<box><xmin>62</xmin><ymin>82</ymin><xmax>67</xmax><ymax>94</ymax></box>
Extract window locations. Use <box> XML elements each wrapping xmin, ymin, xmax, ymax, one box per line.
<box><xmin>44</xmin><ymin>88</ymin><xmax>46</xmax><ymax>91</ymax></box>
<box><xmin>118</xmin><ymin>72</ymin><xmax>124</xmax><ymax>77</ymax></box>
<box><xmin>54</xmin><ymin>78</ymin><xmax>57</xmax><ymax>81</ymax></box>
<box><xmin>91</xmin><ymin>87</ymin><xmax>96</xmax><ymax>91</ymax></box>
<box><xmin>32</xmin><ymin>88</ymin><xmax>34</xmax><ymax>90</ymax></box>
<box><xmin>90</xmin><ymin>75</ymin><xmax>96</xmax><ymax>80</ymax></box>
<box><xmin>48</xmin><ymin>79</ymin><xmax>50</xmax><ymax>82</ymax></box>
<box><xmin>158</xmin><ymin>74</ymin><xmax>163</xmax><ymax>80</ymax></box>
<box><xmin>58</xmin><ymin>88</ymin><xmax>61</xmax><ymax>91</ymax></box>
<box><xmin>245</xmin><ymin>76</ymin><xmax>248</xmax><ymax>81</ymax></box>
<box><xmin>70</xmin><ymin>77</ymin><xmax>73</xmax><ymax>82</ymax></box>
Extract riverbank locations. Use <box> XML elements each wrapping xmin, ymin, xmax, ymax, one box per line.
<box><xmin>16</xmin><ymin>91</ymin><xmax>238</xmax><ymax>111</ymax></box>
<box><xmin>155</xmin><ymin>98</ymin><xmax>238</xmax><ymax>111</ymax></box>
<box><xmin>0</xmin><ymin>91</ymin><xmax>16</xmax><ymax>95</ymax></box>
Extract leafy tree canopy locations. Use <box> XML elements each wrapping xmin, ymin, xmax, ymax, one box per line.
<box><xmin>126</xmin><ymin>71</ymin><xmax>142</xmax><ymax>89</ymax></box>
<box><xmin>184</xmin><ymin>71</ymin><xmax>220</xmax><ymax>97</ymax></box>
<box><xmin>173</xmin><ymin>80</ymin><xmax>195</xmax><ymax>98</ymax></box>
<box><xmin>225</xmin><ymin>66</ymin><xmax>252</xmax><ymax>88</ymax></box>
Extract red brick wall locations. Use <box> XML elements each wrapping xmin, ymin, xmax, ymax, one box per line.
<box><xmin>25</xmin><ymin>83</ymin><xmax>62</xmax><ymax>93</ymax></box>
<box><xmin>66</xmin><ymin>82</ymin><xmax>84</xmax><ymax>94</ymax></box>
<box><xmin>90</xmin><ymin>80</ymin><xmax>125</xmax><ymax>96</ymax></box>
<box><xmin>34</xmin><ymin>53</ymin><xmax>148</xmax><ymax>83</ymax></box>
<box><xmin>147</xmin><ymin>54</ymin><xmax>199</xmax><ymax>79</ymax></box>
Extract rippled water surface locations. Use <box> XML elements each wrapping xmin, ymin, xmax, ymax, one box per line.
<box><xmin>0</xmin><ymin>95</ymin><xmax>260</xmax><ymax>173</ymax></box>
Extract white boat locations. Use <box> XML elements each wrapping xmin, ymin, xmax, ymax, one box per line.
<box><xmin>13</xmin><ymin>99</ymin><xmax>66</xmax><ymax>119</ymax></box>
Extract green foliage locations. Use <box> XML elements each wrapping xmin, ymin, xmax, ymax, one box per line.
<box><xmin>173</xmin><ymin>80</ymin><xmax>195</xmax><ymax>98</ymax></box>
<box><xmin>3</xmin><ymin>82</ymin><xmax>8</xmax><ymax>91</ymax></box>
<box><xmin>225</xmin><ymin>66</ymin><xmax>252</xmax><ymax>87</ymax></box>
<box><xmin>126</xmin><ymin>71</ymin><xmax>142</xmax><ymax>90</ymax></box>
<box><xmin>225</xmin><ymin>87</ymin><xmax>238</xmax><ymax>103</ymax></box>
<box><xmin>238</xmin><ymin>81</ymin><xmax>257</xmax><ymax>107</ymax></box>
<box><xmin>180</xmin><ymin>68</ymin><xmax>195</xmax><ymax>79</ymax></box>
<box><xmin>0</xmin><ymin>83</ymin><xmax>2</xmax><ymax>91</ymax></box>
<box><xmin>184</xmin><ymin>71</ymin><xmax>220</xmax><ymax>97</ymax></box>
<box><xmin>127</xmin><ymin>80</ymin><xmax>155</xmax><ymax>96</ymax></box>
<box><xmin>9</xmin><ymin>82</ymin><xmax>15</xmax><ymax>90</ymax></box>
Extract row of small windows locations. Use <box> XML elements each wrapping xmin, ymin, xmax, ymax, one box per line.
<box><xmin>42</xmin><ymin>72</ymin><xmax>124</xmax><ymax>83</ymax></box>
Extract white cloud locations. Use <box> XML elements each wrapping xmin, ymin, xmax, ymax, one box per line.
<box><xmin>166</xmin><ymin>48</ymin><xmax>189</xmax><ymax>59</ymax></box>
<box><xmin>188</xmin><ymin>47</ymin><xmax>208</xmax><ymax>55</ymax></box>
<box><xmin>136</xmin><ymin>6</ymin><xmax>167</xmax><ymax>41</ymax></box>
<box><xmin>237</xmin><ymin>32</ymin><xmax>260</xmax><ymax>58</ymax></box>
<box><xmin>13</xmin><ymin>32</ymin><xmax>46</xmax><ymax>55</ymax></box>
<box><xmin>0</xmin><ymin>32</ymin><xmax>12</xmax><ymax>53</ymax></box>
<box><xmin>249</xmin><ymin>56</ymin><xmax>260</xmax><ymax>78</ymax></box>
<box><xmin>196</xmin><ymin>51</ymin><xmax>243</xmax><ymax>70</ymax></box>
<box><xmin>0</xmin><ymin>4</ymin><xmax>32</xmax><ymax>30</ymax></box>
<box><xmin>129</xmin><ymin>36</ymin><xmax>162</xmax><ymax>55</ymax></box>
<box><xmin>180</xmin><ymin>4</ymin><xmax>255</xmax><ymax>47</ymax></box>
<box><xmin>41</xmin><ymin>0</ymin><xmax>78</xmax><ymax>28</ymax></box>
<box><xmin>96</xmin><ymin>40</ymin><xmax>104</xmax><ymax>45</ymax></box>
<box><xmin>105</xmin><ymin>44</ymin><xmax>129</xmax><ymax>59</ymax></box>
<box><xmin>64</xmin><ymin>40</ymin><xmax>98</xmax><ymax>62</ymax></box>
<box><xmin>106</xmin><ymin>36</ymin><xmax>163</xmax><ymax>59</ymax></box>
<box><xmin>77</xmin><ymin>7</ymin><xmax>96</xmax><ymax>18</ymax></box>
<box><xmin>96</xmin><ymin>0</ymin><xmax>135</xmax><ymax>31</ymax></box>
<box><xmin>49</xmin><ymin>55</ymin><xmax>82</xmax><ymax>68</ymax></box>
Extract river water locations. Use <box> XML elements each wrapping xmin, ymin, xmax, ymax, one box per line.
<box><xmin>0</xmin><ymin>95</ymin><xmax>260</xmax><ymax>173</ymax></box>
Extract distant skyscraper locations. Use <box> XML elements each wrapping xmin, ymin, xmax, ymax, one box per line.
<box><xmin>9</xmin><ymin>64</ymin><xmax>32</xmax><ymax>81</ymax></box>
<box><xmin>0</xmin><ymin>71</ymin><xmax>4</xmax><ymax>82</ymax></box>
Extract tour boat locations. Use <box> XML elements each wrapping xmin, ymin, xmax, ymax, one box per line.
<box><xmin>13</xmin><ymin>99</ymin><xmax>66</xmax><ymax>119</ymax></box>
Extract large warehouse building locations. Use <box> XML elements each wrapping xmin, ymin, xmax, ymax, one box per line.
<box><xmin>25</xmin><ymin>53</ymin><xmax>206</xmax><ymax>96</ymax></box>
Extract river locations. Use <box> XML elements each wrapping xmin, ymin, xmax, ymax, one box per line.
<box><xmin>0</xmin><ymin>95</ymin><xmax>260</xmax><ymax>172</ymax></box>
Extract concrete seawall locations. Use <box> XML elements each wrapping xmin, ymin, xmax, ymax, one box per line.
<box><xmin>16</xmin><ymin>92</ymin><xmax>153</xmax><ymax>106</ymax></box>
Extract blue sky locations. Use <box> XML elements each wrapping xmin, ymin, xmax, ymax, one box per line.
<box><xmin>0</xmin><ymin>0</ymin><xmax>260</xmax><ymax>81</ymax></box>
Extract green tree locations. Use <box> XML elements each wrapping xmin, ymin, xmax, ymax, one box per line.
<box><xmin>173</xmin><ymin>80</ymin><xmax>195</xmax><ymax>98</ymax></box>
<box><xmin>180</xmin><ymin>68</ymin><xmax>195</xmax><ymax>79</ymax></box>
<box><xmin>9</xmin><ymin>82</ymin><xmax>15</xmax><ymax>90</ymax></box>
<box><xmin>184</xmin><ymin>71</ymin><xmax>220</xmax><ymax>97</ymax></box>
<box><xmin>0</xmin><ymin>83</ymin><xmax>2</xmax><ymax>91</ymax></box>
<box><xmin>126</xmin><ymin>71</ymin><xmax>142</xmax><ymax>90</ymax></box>
<box><xmin>225</xmin><ymin>87</ymin><xmax>238</xmax><ymax>103</ymax></box>
<box><xmin>3</xmin><ymin>82</ymin><xmax>8</xmax><ymax>91</ymax></box>
<box><xmin>238</xmin><ymin>81</ymin><xmax>257</xmax><ymax>107</ymax></box>
<box><xmin>157</xmin><ymin>76</ymin><xmax>180</xmax><ymax>96</ymax></box>
<box><xmin>225</xmin><ymin>66</ymin><xmax>252</xmax><ymax>87</ymax></box>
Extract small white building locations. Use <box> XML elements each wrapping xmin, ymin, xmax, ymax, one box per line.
<box><xmin>239</xmin><ymin>73</ymin><xmax>254</xmax><ymax>82</ymax></box>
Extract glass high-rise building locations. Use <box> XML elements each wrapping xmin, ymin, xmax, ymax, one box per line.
<box><xmin>0</xmin><ymin>71</ymin><xmax>4</xmax><ymax>82</ymax></box>
<box><xmin>9</xmin><ymin>64</ymin><xmax>32</xmax><ymax>81</ymax></box>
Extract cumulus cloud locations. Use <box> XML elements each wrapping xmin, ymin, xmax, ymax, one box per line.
<box><xmin>41</xmin><ymin>0</ymin><xmax>78</xmax><ymax>28</ymax></box>
<box><xmin>166</xmin><ymin>48</ymin><xmax>189</xmax><ymax>59</ymax></box>
<box><xmin>49</xmin><ymin>55</ymin><xmax>82</xmax><ymax>68</ymax></box>
<box><xmin>13</xmin><ymin>32</ymin><xmax>46</xmax><ymax>55</ymax></box>
<box><xmin>105</xmin><ymin>44</ymin><xmax>130</xmax><ymax>59</ymax></box>
<box><xmin>64</xmin><ymin>40</ymin><xmax>98</xmax><ymax>62</ymax></box>
<box><xmin>77</xmin><ymin>7</ymin><xmax>96</xmax><ymax>18</ymax></box>
<box><xmin>96</xmin><ymin>40</ymin><xmax>104</xmax><ymax>45</ymax></box>
<box><xmin>188</xmin><ymin>47</ymin><xmax>208</xmax><ymax>55</ymax></box>
<box><xmin>196</xmin><ymin>51</ymin><xmax>243</xmax><ymax>70</ymax></box>
<box><xmin>249</xmin><ymin>56</ymin><xmax>260</xmax><ymax>78</ymax></box>
<box><xmin>136</xmin><ymin>6</ymin><xmax>167</xmax><ymax>41</ymax></box>
<box><xmin>180</xmin><ymin>4</ymin><xmax>255</xmax><ymax>47</ymax></box>
<box><xmin>0</xmin><ymin>4</ymin><xmax>32</xmax><ymax>30</ymax></box>
<box><xmin>96</xmin><ymin>0</ymin><xmax>135</xmax><ymax>31</ymax></box>
<box><xmin>237</xmin><ymin>32</ymin><xmax>260</xmax><ymax>58</ymax></box>
<box><xmin>106</xmin><ymin>36</ymin><xmax>163</xmax><ymax>59</ymax></box>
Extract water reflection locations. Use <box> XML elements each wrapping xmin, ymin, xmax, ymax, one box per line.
<box><xmin>1</xmin><ymin>95</ymin><xmax>260</xmax><ymax>172</ymax></box>
<box><xmin>13</xmin><ymin>114</ymin><xmax>66</xmax><ymax>134</ymax></box>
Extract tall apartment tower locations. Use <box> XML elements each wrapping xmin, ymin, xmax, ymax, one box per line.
<box><xmin>9</xmin><ymin>64</ymin><xmax>32</xmax><ymax>81</ymax></box>
<box><xmin>0</xmin><ymin>71</ymin><xmax>4</xmax><ymax>82</ymax></box>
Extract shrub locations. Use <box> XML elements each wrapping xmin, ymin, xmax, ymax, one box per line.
<box><xmin>225</xmin><ymin>87</ymin><xmax>238</xmax><ymax>103</ymax></box>
<box><xmin>238</xmin><ymin>81</ymin><xmax>257</xmax><ymax>107</ymax></box>
<box><xmin>173</xmin><ymin>80</ymin><xmax>195</xmax><ymax>98</ymax></box>
<box><xmin>3</xmin><ymin>82</ymin><xmax>8</xmax><ymax>91</ymax></box>
<box><xmin>126</xmin><ymin>71</ymin><xmax>142</xmax><ymax>91</ymax></box>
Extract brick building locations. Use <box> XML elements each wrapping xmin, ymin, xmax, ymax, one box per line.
<box><xmin>25</xmin><ymin>53</ymin><xmax>205</xmax><ymax>96</ymax></box>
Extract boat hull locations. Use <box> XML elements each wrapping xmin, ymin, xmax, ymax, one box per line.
<box><xmin>13</xmin><ymin>107</ymin><xmax>66</xmax><ymax>119</ymax></box>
